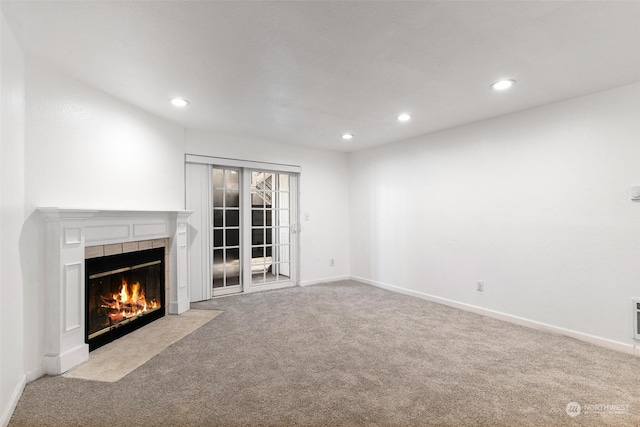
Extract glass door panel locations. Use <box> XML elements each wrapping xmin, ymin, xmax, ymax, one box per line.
<box><xmin>249</xmin><ymin>171</ymin><xmax>293</xmax><ymax>285</ymax></box>
<box><xmin>212</xmin><ymin>168</ymin><xmax>242</xmax><ymax>296</ymax></box>
<box><xmin>209</xmin><ymin>166</ymin><xmax>296</xmax><ymax>296</ymax></box>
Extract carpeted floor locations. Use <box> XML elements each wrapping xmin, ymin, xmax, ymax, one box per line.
<box><xmin>9</xmin><ymin>281</ymin><xmax>640</xmax><ymax>426</ymax></box>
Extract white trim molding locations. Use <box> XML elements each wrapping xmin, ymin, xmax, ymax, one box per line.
<box><xmin>0</xmin><ymin>374</ymin><xmax>25</xmax><ymax>427</ymax></box>
<box><xmin>299</xmin><ymin>275</ymin><xmax>352</xmax><ymax>287</ymax></box>
<box><xmin>185</xmin><ymin>153</ymin><xmax>301</xmax><ymax>174</ymax></box>
<box><xmin>352</xmin><ymin>276</ymin><xmax>640</xmax><ymax>358</ymax></box>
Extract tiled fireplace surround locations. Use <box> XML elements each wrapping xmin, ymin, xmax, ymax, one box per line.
<box><xmin>39</xmin><ymin>208</ymin><xmax>192</xmax><ymax>375</ymax></box>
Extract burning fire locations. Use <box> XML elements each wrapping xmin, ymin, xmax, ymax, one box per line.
<box><xmin>100</xmin><ymin>278</ymin><xmax>159</xmax><ymax>324</ymax></box>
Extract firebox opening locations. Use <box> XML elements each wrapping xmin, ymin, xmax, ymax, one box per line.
<box><xmin>85</xmin><ymin>247</ymin><xmax>165</xmax><ymax>351</ymax></box>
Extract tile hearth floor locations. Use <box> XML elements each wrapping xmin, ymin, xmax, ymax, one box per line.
<box><xmin>64</xmin><ymin>309</ymin><xmax>222</xmax><ymax>382</ymax></box>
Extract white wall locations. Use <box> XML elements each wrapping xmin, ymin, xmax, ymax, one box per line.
<box><xmin>24</xmin><ymin>59</ymin><xmax>185</xmax><ymax>211</ymax></box>
<box><xmin>0</xmin><ymin>11</ymin><xmax>25</xmax><ymax>427</ymax></box>
<box><xmin>349</xmin><ymin>83</ymin><xmax>640</xmax><ymax>350</ymax></box>
<box><xmin>20</xmin><ymin>57</ymin><xmax>186</xmax><ymax>382</ymax></box>
<box><xmin>186</xmin><ymin>131</ymin><xmax>350</xmax><ymax>285</ymax></box>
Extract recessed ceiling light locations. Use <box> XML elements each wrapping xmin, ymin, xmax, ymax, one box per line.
<box><xmin>397</xmin><ymin>113</ymin><xmax>412</xmax><ymax>122</ymax></box>
<box><xmin>341</xmin><ymin>133</ymin><xmax>354</xmax><ymax>140</ymax></box>
<box><xmin>170</xmin><ymin>98</ymin><xmax>190</xmax><ymax>107</ymax></box>
<box><xmin>490</xmin><ymin>79</ymin><xmax>516</xmax><ymax>91</ymax></box>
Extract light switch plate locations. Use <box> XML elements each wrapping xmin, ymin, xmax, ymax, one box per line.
<box><xmin>631</xmin><ymin>186</ymin><xmax>640</xmax><ymax>201</ymax></box>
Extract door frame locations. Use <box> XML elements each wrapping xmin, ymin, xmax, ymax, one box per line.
<box><xmin>185</xmin><ymin>155</ymin><xmax>301</xmax><ymax>301</ymax></box>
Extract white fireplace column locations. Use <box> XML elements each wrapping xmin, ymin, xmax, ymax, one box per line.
<box><xmin>171</xmin><ymin>212</ymin><xmax>192</xmax><ymax>314</ymax></box>
<box><xmin>38</xmin><ymin>208</ymin><xmax>193</xmax><ymax>375</ymax></box>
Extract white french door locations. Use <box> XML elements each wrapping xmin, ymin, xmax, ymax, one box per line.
<box><xmin>186</xmin><ymin>158</ymin><xmax>299</xmax><ymax>300</ymax></box>
<box><xmin>248</xmin><ymin>171</ymin><xmax>294</xmax><ymax>287</ymax></box>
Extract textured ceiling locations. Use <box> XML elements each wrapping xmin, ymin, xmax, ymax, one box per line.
<box><xmin>2</xmin><ymin>1</ymin><xmax>639</xmax><ymax>152</ymax></box>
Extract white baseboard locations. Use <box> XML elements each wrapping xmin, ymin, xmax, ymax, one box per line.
<box><xmin>244</xmin><ymin>281</ymin><xmax>296</xmax><ymax>293</ymax></box>
<box><xmin>1</xmin><ymin>374</ymin><xmax>26</xmax><ymax>427</ymax></box>
<box><xmin>299</xmin><ymin>275</ymin><xmax>351</xmax><ymax>287</ymax></box>
<box><xmin>352</xmin><ymin>275</ymin><xmax>639</xmax><ymax>358</ymax></box>
<box><xmin>44</xmin><ymin>343</ymin><xmax>89</xmax><ymax>375</ymax></box>
<box><xmin>169</xmin><ymin>296</ymin><xmax>191</xmax><ymax>314</ymax></box>
<box><xmin>25</xmin><ymin>365</ymin><xmax>45</xmax><ymax>383</ymax></box>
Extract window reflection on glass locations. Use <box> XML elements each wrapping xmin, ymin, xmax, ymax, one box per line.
<box><xmin>213</xmin><ymin>229</ymin><xmax>223</xmax><ymax>248</ymax></box>
<box><xmin>213</xmin><ymin>189</ymin><xmax>224</xmax><ymax>208</ymax></box>
<box><xmin>225</xmin><ymin>190</ymin><xmax>239</xmax><ymax>207</ymax></box>
<box><xmin>226</xmin><ymin>170</ymin><xmax>239</xmax><ymax>189</ymax></box>
<box><xmin>213</xmin><ymin>209</ymin><xmax>223</xmax><ymax>227</ymax></box>
<box><xmin>226</xmin><ymin>229</ymin><xmax>239</xmax><ymax>247</ymax></box>
<box><xmin>212</xmin><ymin>168</ymin><xmax>223</xmax><ymax>188</ymax></box>
<box><xmin>226</xmin><ymin>248</ymin><xmax>240</xmax><ymax>262</ymax></box>
<box><xmin>252</xmin><ymin>246</ymin><xmax>265</xmax><ymax>259</ymax></box>
<box><xmin>226</xmin><ymin>210</ymin><xmax>240</xmax><ymax>227</ymax></box>
<box><xmin>252</xmin><ymin>228</ymin><xmax>265</xmax><ymax>246</ymax></box>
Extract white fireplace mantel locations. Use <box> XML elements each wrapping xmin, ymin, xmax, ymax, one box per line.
<box><xmin>38</xmin><ymin>208</ymin><xmax>193</xmax><ymax>375</ymax></box>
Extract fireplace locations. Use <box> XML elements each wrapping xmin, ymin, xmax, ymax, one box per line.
<box><xmin>39</xmin><ymin>208</ymin><xmax>191</xmax><ymax>375</ymax></box>
<box><xmin>85</xmin><ymin>247</ymin><xmax>166</xmax><ymax>351</ymax></box>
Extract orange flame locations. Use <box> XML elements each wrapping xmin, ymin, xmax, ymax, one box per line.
<box><xmin>102</xmin><ymin>278</ymin><xmax>159</xmax><ymax>323</ymax></box>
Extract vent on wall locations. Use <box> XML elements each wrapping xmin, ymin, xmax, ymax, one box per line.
<box><xmin>634</xmin><ymin>299</ymin><xmax>640</xmax><ymax>341</ymax></box>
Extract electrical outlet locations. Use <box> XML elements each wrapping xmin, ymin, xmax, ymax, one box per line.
<box><xmin>477</xmin><ymin>280</ymin><xmax>484</xmax><ymax>292</ymax></box>
<box><xmin>330</xmin><ymin>259</ymin><xmax>335</xmax><ymax>266</ymax></box>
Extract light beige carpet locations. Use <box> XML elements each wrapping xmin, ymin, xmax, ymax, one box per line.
<box><xmin>63</xmin><ymin>309</ymin><xmax>221</xmax><ymax>382</ymax></box>
<box><xmin>11</xmin><ymin>282</ymin><xmax>640</xmax><ymax>426</ymax></box>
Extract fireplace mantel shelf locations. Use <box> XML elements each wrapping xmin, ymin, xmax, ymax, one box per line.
<box><xmin>38</xmin><ymin>207</ymin><xmax>192</xmax><ymax>217</ymax></box>
<box><xmin>38</xmin><ymin>207</ymin><xmax>192</xmax><ymax>375</ymax></box>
